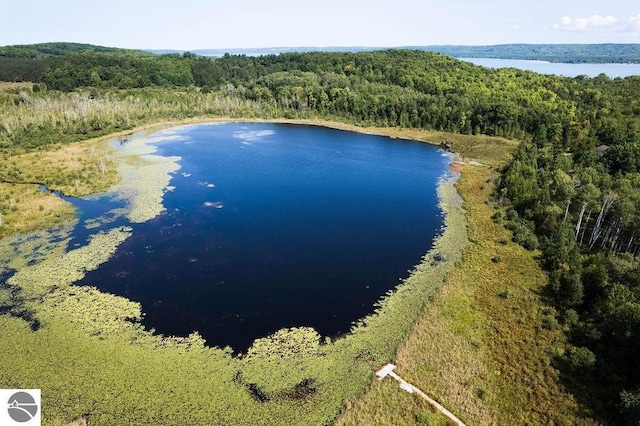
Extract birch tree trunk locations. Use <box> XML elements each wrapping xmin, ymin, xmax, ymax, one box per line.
<box><xmin>580</xmin><ymin>210</ymin><xmax>592</xmax><ymax>245</ymax></box>
<box><xmin>575</xmin><ymin>202</ymin><xmax>587</xmax><ymax>240</ymax></box>
<box><xmin>589</xmin><ymin>194</ymin><xmax>615</xmax><ymax>249</ymax></box>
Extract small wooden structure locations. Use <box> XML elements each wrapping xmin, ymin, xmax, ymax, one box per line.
<box><xmin>375</xmin><ymin>363</ymin><xmax>467</xmax><ymax>426</ymax></box>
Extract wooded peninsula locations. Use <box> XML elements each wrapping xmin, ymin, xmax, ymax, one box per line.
<box><xmin>1</xmin><ymin>43</ymin><xmax>639</xmax><ymax>425</ymax></box>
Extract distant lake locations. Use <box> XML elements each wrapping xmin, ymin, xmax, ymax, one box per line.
<box><xmin>74</xmin><ymin>123</ymin><xmax>451</xmax><ymax>351</ymax></box>
<box><xmin>462</xmin><ymin>57</ymin><xmax>640</xmax><ymax>78</ymax></box>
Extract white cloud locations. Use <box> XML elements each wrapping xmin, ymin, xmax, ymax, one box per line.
<box><xmin>556</xmin><ymin>17</ymin><xmax>586</xmax><ymax>31</ymax></box>
<box><xmin>554</xmin><ymin>14</ymin><xmax>640</xmax><ymax>39</ymax></box>
<box><xmin>555</xmin><ymin>15</ymin><xmax>618</xmax><ymax>31</ymax></box>
<box><xmin>589</xmin><ymin>15</ymin><xmax>619</xmax><ymax>27</ymax></box>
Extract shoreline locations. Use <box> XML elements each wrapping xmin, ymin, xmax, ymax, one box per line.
<box><xmin>1</xmin><ymin>117</ymin><xmax>473</xmax><ymax>238</ymax></box>
<box><xmin>86</xmin><ymin>116</ymin><xmax>511</xmax><ymax>167</ymax></box>
<box><xmin>62</xmin><ymin>116</ymin><xmax>454</xmax><ymax>151</ymax></box>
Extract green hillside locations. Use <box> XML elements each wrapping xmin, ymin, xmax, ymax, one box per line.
<box><xmin>0</xmin><ymin>42</ymin><xmax>152</xmax><ymax>58</ymax></box>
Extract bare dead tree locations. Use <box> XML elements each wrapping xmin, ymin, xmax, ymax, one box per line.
<box><xmin>589</xmin><ymin>193</ymin><xmax>616</xmax><ymax>249</ymax></box>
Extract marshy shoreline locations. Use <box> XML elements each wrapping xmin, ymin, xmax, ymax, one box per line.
<box><xmin>1</xmin><ymin>118</ymin><xmax>477</xmax><ymax>425</ymax></box>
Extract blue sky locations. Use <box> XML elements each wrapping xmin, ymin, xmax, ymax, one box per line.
<box><xmin>1</xmin><ymin>0</ymin><xmax>638</xmax><ymax>49</ymax></box>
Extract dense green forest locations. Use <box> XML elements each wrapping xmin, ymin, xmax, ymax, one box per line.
<box><xmin>498</xmin><ymin>74</ymin><xmax>640</xmax><ymax>423</ymax></box>
<box><xmin>0</xmin><ymin>43</ymin><xmax>192</xmax><ymax>90</ymax></box>
<box><xmin>1</xmin><ymin>45</ymin><xmax>581</xmax><ymax>149</ymax></box>
<box><xmin>0</xmin><ymin>42</ymin><xmax>149</xmax><ymax>58</ymax></box>
<box><xmin>1</xmin><ymin>43</ymin><xmax>640</xmax><ymax>423</ymax></box>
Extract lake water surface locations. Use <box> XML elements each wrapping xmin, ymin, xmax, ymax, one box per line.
<box><xmin>462</xmin><ymin>57</ymin><xmax>640</xmax><ymax>78</ymax></box>
<box><xmin>74</xmin><ymin>123</ymin><xmax>451</xmax><ymax>351</ymax></box>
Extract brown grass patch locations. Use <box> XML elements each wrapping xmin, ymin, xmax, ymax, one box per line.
<box><xmin>450</xmin><ymin>162</ymin><xmax>464</xmax><ymax>173</ymax></box>
<box><xmin>0</xmin><ymin>81</ymin><xmax>33</xmax><ymax>90</ymax></box>
<box><xmin>0</xmin><ymin>139</ymin><xmax>120</xmax><ymax>236</ymax></box>
<box><xmin>0</xmin><ymin>141</ymin><xmax>118</xmax><ymax>196</ymax></box>
<box><xmin>451</xmin><ymin>166</ymin><xmax>591</xmax><ymax>424</ymax></box>
<box><xmin>0</xmin><ymin>183</ymin><xmax>75</xmax><ymax>237</ymax></box>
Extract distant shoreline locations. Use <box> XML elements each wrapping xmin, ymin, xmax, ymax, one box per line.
<box><xmin>460</xmin><ymin>57</ymin><xmax>640</xmax><ymax>78</ymax></box>
<box><xmin>145</xmin><ymin>43</ymin><xmax>640</xmax><ymax>65</ymax></box>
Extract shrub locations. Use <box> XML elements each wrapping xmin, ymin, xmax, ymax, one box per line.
<box><xmin>621</xmin><ymin>390</ymin><xmax>640</xmax><ymax>423</ymax></box>
<box><xmin>567</xmin><ymin>346</ymin><xmax>596</xmax><ymax>369</ymax></box>
<box><xmin>508</xmin><ymin>221</ymin><xmax>539</xmax><ymax>250</ymax></box>
<box><xmin>492</xmin><ymin>210</ymin><xmax>504</xmax><ymax>224</ymax></box>
<box><xmin>540</xmin><ymin>313</ymin><xmax>559</xmax><ymax>331</ymax></box>
<box><xmin>562</xmin><ymin>309</ymin><xmax>579</xmax><ymax>327</ymax></box>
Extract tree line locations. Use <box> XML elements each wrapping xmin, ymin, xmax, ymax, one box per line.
<box><xmin>0</xmin><ymin>46</ymin><xmax>615</xmax><ymax>144</ymax></box>
<box><xmin>1</xmin><ymin>47</ymin><xmax>581</xmax><ymax>149</ymax></box>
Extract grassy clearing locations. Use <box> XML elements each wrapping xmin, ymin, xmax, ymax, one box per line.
<box><xmin>337</xmin><ymin>164</ymin><xmax>597</xmax><ymax>424</ymax></box>
<box><xmin>0</xmin><ymin>138</ymin><xmax>119</xmax><ymax>237</ymax></box>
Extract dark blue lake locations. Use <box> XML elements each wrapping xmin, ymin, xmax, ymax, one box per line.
<box><xmin>75</xmin><ymin>123</ymin><xmax>451</xmax><ymax>351</ymax></box>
